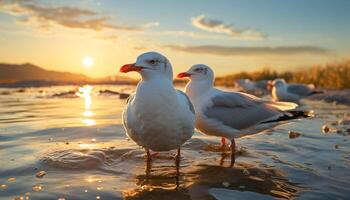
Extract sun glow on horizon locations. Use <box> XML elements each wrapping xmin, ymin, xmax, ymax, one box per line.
<box><xmin>82</xmin><ymin>57</ymin><xmax>94</xmax><ymax>69</ymax></box>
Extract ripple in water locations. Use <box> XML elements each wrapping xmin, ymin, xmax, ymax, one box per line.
<box><xmin>41</xmin><ymin>149</ymin><xmax>106</xmax><ymax>169</ymax></box>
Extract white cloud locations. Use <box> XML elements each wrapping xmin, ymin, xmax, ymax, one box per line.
<box><xmin>192</xmin><ymin>15</ymin><xmax>266</xmax><ymax>40</ymax></box>
<box><xmin>164</xmin><ymin>44</ymin><xmax>331</xmax><ymax>56</ymax></box>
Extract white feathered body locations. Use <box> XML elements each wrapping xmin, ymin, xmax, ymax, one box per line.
<box><xmin>123</xmin><ymin>78</ymin><xmax>195</xmax><ymax>151</ymax></box>
<box><xmin>272</xmin><ymin>85</ymin><xmax>300</xmax><ymax>103</ymax></box>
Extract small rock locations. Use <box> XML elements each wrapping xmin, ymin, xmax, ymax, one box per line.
<box><xmin>330</xmin><ymin>122</ymin><xmax>338</xmax><ymax>126</ymax></box>
<box><xmin>222</xmin><ymin>182</ymin><xmax>230</xmax><ymax>187</ymax></box>
<box><xmin>0</xmin><ymin>91</ymin><xmax>11</xmax><ymax>95</ymax></box>
<box><xmin>119</xmin><ymin>93</ymin><xmax>129</xmax><ymax>99</ymax></box>
<box><xmin>36</xmin><ymin>171</ymin><xmax>46</xmax><ymax>178</ymax></box>
<box><xmin>0</xmin><ymin>184</ymin><xmax>8</xmax><ymax>190</ymax></box>
<box><xmin>338</xmin><ymin>118</ymin><xmax>350</xmax><ymax>126</ymax></box>
<box><xmin>16</xmin><ymin>89</ymin><xmax>26</xmax><ymax>93</ymax></box>
<box><xmin>288</xmin><ymin>131</ymin><xmax>301</xmax><ymax>139</ymax></box>
<box><xmin>32</xmin><ymin>184</ymin><xmax>43</xmax><ymax>192</ymax></box>
<box><xmin>7</xmin><ymin>177</ymin><xmax>16</xmax><ymax>182</ymax></box>
<box><xmin>99</xmin><ymin>89</ymin><xmax>119</xmax><ymax>95</ymax></box>
<box><xmin>322</xmin><ymin>125</ymin><xmax>330</xmax><ymax>133</ymax></box>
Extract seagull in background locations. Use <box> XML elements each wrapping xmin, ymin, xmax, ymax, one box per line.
<box><xmin>271</xmin><ymin>78</ymin><xmax>323</xmax><ymax>104</ymax></box>
<box><xmin>236</xmin><ymin>79</ymin><xmax>271</xmax><ymax>96</ymax></box>
<box><xmin>178</xmin><ymin>64</ymin><xmax>309</xmax><ymax>166</ymax></box>
<box><xmin>235</xmin><ymin>79</ymin><xmax>257</xmax><ymax>93</ymax></box>
<box><xmin>119</xmin><ymin>52</ymin><xmax>195</xmax><ymax>167</ymax></box>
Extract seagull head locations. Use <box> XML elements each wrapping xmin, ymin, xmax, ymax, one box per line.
<box><xmin>177</xmin><ymin>64</ymin><xmax>214</xmax><ymax>83</ymax></box>
<box><xmin>120</xmin><ymin>52</ymin><xmax>173</xmax><ymax>80</ymax></box>
<box><xmin>236</xmin><ymin>78</ymin><xmax>252</xmax><ymax>86</ymax></box>
<box><xmin>272</xmin><ymin>78</ymin><xmax>286</xmax><ymax>87</ymax></box>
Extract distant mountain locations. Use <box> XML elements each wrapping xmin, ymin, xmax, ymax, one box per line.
<box><xmin>0</xmin><ymin>63</ymin><xmax>135</xmax><ymax>87</ymax></box>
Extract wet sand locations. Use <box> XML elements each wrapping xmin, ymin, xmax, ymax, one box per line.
<box><xmin>0</xmin><ymin>85</ymin><xmax>349</xmax><ymax>199</ymax></box>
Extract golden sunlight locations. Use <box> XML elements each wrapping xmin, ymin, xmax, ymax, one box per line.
<box><xmin>82</xmin><ymin>56</ymin><xmax>94</xmax><ymax>68</ymax></box>
<box><xmin>76</xmin><ymin>85</ymin><xmax>96</xmax><ymax>126</ymax></box>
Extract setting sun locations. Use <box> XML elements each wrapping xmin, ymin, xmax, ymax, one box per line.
<box><xmin>82</xmin><ymin>57</ymin><xmax>94</xmax><ymax>68</ymax></box>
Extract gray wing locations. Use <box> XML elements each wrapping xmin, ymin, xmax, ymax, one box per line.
<box><xmin>204</xmin><ymin>92</ymin><xmax>281</xmax><ymax>130</ymax></box>
<box><xmin>287</xmin><ymin>84</ymin><xmax>312</xmax><ymax>96</ymax></box>
<box><xmin>177</xmin><ymin>90</ymin><xmax>195</xmax><ymax>114</ymax></box>
<box><xmin>255</xmin><ymin>80</ymin><xmax>269</xmax><ymax>90</ymax></box>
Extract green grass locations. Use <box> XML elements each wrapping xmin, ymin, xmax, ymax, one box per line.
<box><xmin>214</xmin><ymin>60</ymin><xmax>350</xmax><ymax>89</ymax></box>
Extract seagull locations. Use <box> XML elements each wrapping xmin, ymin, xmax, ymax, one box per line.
<box><xmin>271</xmin><ymin>79</ymin><xmax>323</xmax><ymax>104</ymax></box>
<box><xmin>119</xmin><ymin>52</ymin><xmax>195</xmax><ymax>165</ymax></box>
<box><xmin>235</xmin><ymin>79</ymin><xmax>257</xmax><ymax>93</ymax></box>
<box><xmin>236</xmin><ymin>79</ymin><xmax>270</xmax><ymax>96</ymax></box>
<box><xmin>178</xmin><ymin>64</ymin><xmax>308</xmax><ymax>166</ymax></box>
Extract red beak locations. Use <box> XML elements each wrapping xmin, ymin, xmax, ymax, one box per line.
<box><xmin>177</xmin><ymin>72</ymin><xmax>192</xmax><ymax>78</ymax></box>
<box><xmin>267</xmin><ymin>81</ymin><xmax>273</xmax><ymax>90</ymax></box>
<box><xmin>119</xmin><ymin>63</ymin><xmax>143</xmax><ymax>73</ymax></box>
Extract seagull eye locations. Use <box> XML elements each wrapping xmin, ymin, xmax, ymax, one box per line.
<box><xmin>194</xmin><ymin>68</ymin><xmax>203</xmax><ymax>72</ymax></box>
<box><xmin>149</xmin><ymin>60</ymin><xmax>157</xmax><ymax>65</ymax></box>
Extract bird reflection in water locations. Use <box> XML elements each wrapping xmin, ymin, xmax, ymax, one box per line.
<box><xmin>143</xmin><ymin>152</ymin><xmax>181</xmax><ymax>190</ymax></box>
<box><xmin>76</xmin><ymin>85</ymin><xmax>96</xmax><ymax>126</ymax></box>
<box><xmin>123</xmin><ymin>158</ymin><xmax>303</xmax><ymax>200</ymax></box>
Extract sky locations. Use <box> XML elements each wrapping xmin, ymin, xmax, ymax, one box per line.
<box><xmin>0</xmin><ymin>0</ymin><xmax>349</xmax><ymax>78</ymax></box>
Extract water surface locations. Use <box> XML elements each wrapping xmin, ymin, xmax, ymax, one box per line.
<box><xmin>0</xmin><ymin>85</ymin><xmax>349</xmax><ymax>200</ymax></box>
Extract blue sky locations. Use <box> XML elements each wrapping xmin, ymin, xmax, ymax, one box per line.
<box><xmin>0</xmin><ymin>0</ymin><xmax>349</xmax><ymax>77</ymax></box>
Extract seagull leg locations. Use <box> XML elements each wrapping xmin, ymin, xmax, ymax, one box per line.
<box><xmin>221</xmin><ymin>137</ymin><xmax>226</xmax><ymax>152</ymax></box>
<box><xmin>230</xmin><ymin>138</ymin><xmax>236</xmax><ymax>167</ymax></box>
<box><xmin>175</xmin><ymin>148</ymin><xmax>181</xmax><ymax>189</ymax></box>
<box><xmin>175</xmin><ymin>148</ymin><xmax>181</xmax><ymax>165</ymax></box>
<box><xmin>145</xmin><ymin>148</ymin><xmax>152</xmax><ymax>179</ymax></box>
<box><xmin>219</xmin><ymin>152</ymin><xmax>228</xmax><ymax>166</ymax></box>
<box><xmin>145</xmin><ymin>156</ymin><xmax>152</xmax><ymax>177</ymax></box>
<box><xmin>146</xmin><ymin>148</ymin><xmax>152</xmax><ymax>162</ymax></box>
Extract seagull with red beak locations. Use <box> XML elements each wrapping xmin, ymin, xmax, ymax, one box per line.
<box><xmin>120</xmin><ymin>52</ymin><xmax>195</xmax><ymax>166</ymax></box>
<box><xmin>271</xmin><ymin>79</ymin><xmax>323</xmax><ymax>104</ymax></box>
<box><xmin>178</xmin><ymin>64</ymin><xmax>308</xmax><ymax>167</ymax></box>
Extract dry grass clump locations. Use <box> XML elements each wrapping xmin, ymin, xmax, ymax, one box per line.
<box><xmin>215</xmin><ymin>60</ymin><xmax>350</xmax><ymax>89</ymax></box>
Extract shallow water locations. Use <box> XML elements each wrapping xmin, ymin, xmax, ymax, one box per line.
<box><xmin>0</xmin><ymin>85</ymin><xmax>349</xmax><ymax>200</ymax></box>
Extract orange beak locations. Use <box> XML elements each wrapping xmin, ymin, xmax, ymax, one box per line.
<box><xmin>119</xmin><ymin>63</ymin><xmax>143</xmax><ymax>73</ymax></box>
<box><xmin>267</xmin><ymin>81</ymin><xmax>273</xmax><ymax>90</ymax></box>
<box><xmin>177</xmin><ymin>72</ymin><xmax>192</xmax><ymax>78</ymax></box>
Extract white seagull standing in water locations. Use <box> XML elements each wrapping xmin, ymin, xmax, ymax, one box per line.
<box><xmin>271</xmin><ymin>79</ymin><xmax>323</xmax><ymax>104</ymax></box>
<box><xmin>178</xmin><ymin>64</ymin><xmax>308</xmax><ymax>166</ymax></box>
<box><xmin>120</xmin><ymin>52</ymin><xmax>195</xmax><ymax>164</ymax></box>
